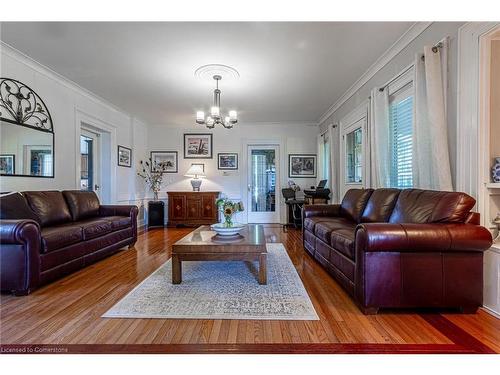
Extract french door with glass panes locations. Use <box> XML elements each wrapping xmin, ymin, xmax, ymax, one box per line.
<box><xmin>80</xmin><ymin>128</ymin><xmax>101</xmax><ymax>198</ymax></box>
<box><xmin>247</xmin><ymin>144</ymin><xmax>280</xmax><ymax>223</ymax></box>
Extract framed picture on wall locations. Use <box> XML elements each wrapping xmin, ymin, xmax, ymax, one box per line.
<box><xmin>150</xmin><ymin>151</ymin><xmax>178</xmax><ymax>173</ymax></box>
<box><xmin>289</xmin><ymin>154</ymin><xmax>317</xmax><ymax>178</ymax></box>
<box><xmin>117</xmin><ymin>145</ymin><xmax>132</xmax><ymax>168</ymax></box>
<box><xmin>0</xmin><ymin>154</ymin><xmax>15</xmax><ymax>174</ymax></box>
<box><xmin>183</xmin><ymin>133</ymin><xmax>213</xmax><ymax>159</ymax></box>
<box><xmin>217</xmin><ymin>153</ymin><xmax>238</xmax><ymax>170</ymax></box>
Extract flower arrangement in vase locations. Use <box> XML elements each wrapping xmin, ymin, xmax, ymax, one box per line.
<box><xmin>137</xmin><ymin>159</ymin><xmax>167</xmax><ymax>201</ymax></box>
<box><xmin>215</xmin><ymin>196</ymin><xmax>244</xmax><ymax>228</ymax></box>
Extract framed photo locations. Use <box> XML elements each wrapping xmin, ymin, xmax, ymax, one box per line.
<box><xmin>150</xmin><ymin>151</ymin><xmax>178</xmax><ymax>173</ymax></box>
<box><xmin>0</xmin><ymin>154</ymin><xmax>15</xmax><ymax>174</ymax></box>
<box><xmin>289</xmin><ymin>154</ymin><xmax>317</xmax><ymax>178</ymax></box>
<box><xmin>191</xmin><ymin>163</ymin><xmax>205</xmax><ymax>173</ymax></box>
<box><xmin>184</xmin><ymin>133</ymin><xmax>213</xmax><ymax>159</ymax></box>
<box><xmin>218</xmin><ymin>153</ymin><xmax>238</xmax><ymax>170</ymax></box>
<box><xmin>117</xmin><ymin>146</ymin><xmax>132</xmax><ymax>167</ymax></box>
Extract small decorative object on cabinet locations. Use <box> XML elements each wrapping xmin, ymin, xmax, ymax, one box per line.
<box><xmin>167</xmin><ymin>191</ymin><xmax>219</xmax><ymax>227</ymax></box>
<box><xmin>148</xmin><ymin>201</ymin><xmax>165</xmax><ymax>228</ymax></box>
<box><xmin>184</xmin><ymin>164</ymin><xmax>206</xmax><ymax>191</ymax></box>
<box><xmin>492</xmin><ymin>157</ymin><xmax>500</xmax><ymax>183</ymax></box>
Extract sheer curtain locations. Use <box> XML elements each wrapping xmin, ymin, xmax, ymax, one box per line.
<box><xmin>369</xmin><ymin>87</ymin><xmax>390</xmax><ymax>188</ymax></box>
<box><xmin>413</xmin><ymin>40</ymin><xmax>453</xmax><ymax>191</ymax></box>
<box><xmin>317</xmin><ymin>127</ymin><xmax>333</xmax><ymax>191</ymax></box>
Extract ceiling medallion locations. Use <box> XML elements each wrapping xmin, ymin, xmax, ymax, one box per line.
<box><xmin>195</xmin><ymin>65</ymin><xmax>238</xmax><ymax>129</ymax></box>
<box><xmin>194</xmin><ymin>64</ymin><xmax>240</xmax><ymax>81</ymax></box>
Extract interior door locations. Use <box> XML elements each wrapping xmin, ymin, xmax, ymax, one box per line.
<box><xmin>247</xmin><ymin>145</ymin><xmax>280</xmax><ymax>223</ymax></box>
<box><xmin>80</xmin><ymin>128</ymin><xmax>101</xmax><ymax>198</ymax></box>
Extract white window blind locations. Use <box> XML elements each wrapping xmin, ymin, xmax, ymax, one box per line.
<box><xmin>389</xmin><ymin>84</ymin><xmax>413</xmax><ymax>188</ymax></box>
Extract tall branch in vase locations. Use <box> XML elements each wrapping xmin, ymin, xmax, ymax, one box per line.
<box><xmin>137</xmin><ymin>159</ymin><xmax>165</xmax><ymax>201</ymax></box>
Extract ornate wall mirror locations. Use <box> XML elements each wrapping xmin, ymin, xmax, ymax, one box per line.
<box><xmin>0</xmin><ymin>78</ymin><xmax>54</xmax><ymax>178</ymax></box>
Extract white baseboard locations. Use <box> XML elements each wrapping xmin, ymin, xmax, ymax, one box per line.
<box><xmin>481</xmin><ymin>306</ymin><xmax>500</xmax><ymax>319</ymax></box>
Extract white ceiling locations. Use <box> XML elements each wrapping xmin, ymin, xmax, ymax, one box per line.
<box><xmin>0</xmin><ymin>22</ymin><xmax>414</xmax><ymax>126</ymax></box>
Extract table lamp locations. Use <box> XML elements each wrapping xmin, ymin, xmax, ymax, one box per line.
<box><xmin>185</xmin><ymin>164</ymin><xmax>206</xmax><ymax>191</ymax></box>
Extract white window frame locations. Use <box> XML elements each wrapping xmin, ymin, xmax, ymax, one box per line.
<box><xmin>339</xmin><ymin>101</ymin><xmax>369</xmax><ymax>197</ymax></box>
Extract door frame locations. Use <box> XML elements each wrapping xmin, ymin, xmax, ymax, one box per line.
<box><xmin>74</xmin><ymin>108</ymin><xmax>117</xmax><ymax>204</ymax></box>
<box><xmin>241</xmin><ymin>138</ymin><xmax>286</xmax><ymax>224</ymax></box>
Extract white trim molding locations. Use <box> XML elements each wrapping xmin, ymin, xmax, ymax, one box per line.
<box><xmin>317</xmin><ymin>22</ymin><xmax>432</xmax><ymax>124</ymax></box>
<box><xmin>456</xmin><ymin>22</ymin><xmax>499</xmax><ymax>204</ymax></box>
<box><xmin>456</xmin><ymin>21</ymin><xmax>500</xmax><ymax>319</ymax></box>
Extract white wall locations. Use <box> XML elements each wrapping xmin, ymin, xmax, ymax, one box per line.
<box><xmin>148</xmin><ymin>122</ymin><xmax>318</xmax><ymax>223</ymax></box>
<box><xmin>319</xmin><ymin>22</ymin><xmax>465</xmax><ymax>201</ymax></box>
<box><xmin>0</xmin><ymin>43</ymin><xmax>150</xmax><ymax>225</ymax></box>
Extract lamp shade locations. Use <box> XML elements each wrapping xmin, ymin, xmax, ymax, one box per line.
<box><xmin>184</xmin><ymin>164</ymin><xmax>206</xmax><ymax>178</ymax></box>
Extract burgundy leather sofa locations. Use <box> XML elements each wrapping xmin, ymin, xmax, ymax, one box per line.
<box><xmin>303</xmin><ymin>188</ymin><xmax>493</xmax><ymax>314</ymax></box>
<box><xmin>0</xmin><ymin>191</ymin><xmax>138</xmax><ymax>295</ymax></box>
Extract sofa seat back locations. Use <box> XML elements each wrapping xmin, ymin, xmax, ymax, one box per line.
<box><xmin>340</xmin><ymin>189</ymin><xmax>373</xmax><ymax>223</ymax></box>
<box><xmin>63</xmin><ymin>190</ymin><xmax>100</xmax><ymax>221</ymax></box>
<box><xmin>23</xmin><ymin>191</ymin><xmax>72</xmax><ymax>227</ymax></box>
<box><xmin>388</xmin><ymin>189</ymin><xmax>476</xmax><ymax>224</ymax></box>
<box><xmin>360</xmin><ymin>188</ymin><xmax>401</xmax><ymax>223</ymax></box>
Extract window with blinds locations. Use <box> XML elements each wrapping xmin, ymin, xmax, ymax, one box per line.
<box><xmin>388</xmin><ymin>85</ymin><xmax>413</xmax><ymax>188</ymax></box>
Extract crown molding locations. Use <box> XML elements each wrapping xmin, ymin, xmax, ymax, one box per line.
<box><xmin>317</xmin><ymin>22</ymin><xmax>433</xmax><ymax>124</ymax></box>
<box><xmin>0</xmin><ymin>41</ymin><xmax>149</xmax><ymax>125</ymax></box>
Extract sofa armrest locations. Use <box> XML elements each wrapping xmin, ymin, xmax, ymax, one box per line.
<box><xmin>303</xmin><ymin>204</ymin><xmax>341</xmax><ymax>218</ymax></box>
<box><xmin>355</xmin><ymin>223</ymin><xmax>493</xmax><ymax>253</ymax></box>
<box><xmin>99</xmin><ymin>205</ymin><xmax>139</xmax><ymax>218</ymax></box>
<box><xmin>0</xmin><ymin>219</ymin><xmax>41</xmax><ymax>294</ymax></box>
<box><xmin>0</xmin><ymin>219</ymin><xmax>40</xmax><ymax>244</ymax></box>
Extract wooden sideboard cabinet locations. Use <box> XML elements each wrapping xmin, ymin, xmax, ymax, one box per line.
<box><xmin>167</xmin><ymin>191</ymin><xmax>220</xmax><ymax>227</ymax></box>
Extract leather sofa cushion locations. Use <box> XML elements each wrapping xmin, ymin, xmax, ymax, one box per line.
<box><xmin>361</xmin><ymin>188</ymin><xmax>401</xmax><ymax>223</ymax></box>
<box><xmin>24</xmin><ymin>191</ymin><xmax>72</xmax><ymax>227</ymax></box>
<box><xmin>104</xmin><ymin>216</ymin><xmax>132</xmax><ymax>230</ymax></box>
<box><xmin>0</xmin><ymin>192</ymin><xmax>41</xmax><ymax>224</ymax></box>
<box><xmin>389</xmin><ymin>189</ymin><xmax>476</xmax><ymax>224</ymax></box>
<box><xmin>63</xmin><ymin>191</ymin><xmax>100</xmax><ymax>221</ymax></box>
<box><xmin>78</xmin><ymin>218</ymin><xmax>112</xmax><ymax>240</ymax></box>
<box><xmin>303</xmin><ymin>217</ymin><xmax>330</xmax><ymax>232</ymax></box>
<box><xmin>330</xmin><ymin>228</ymin><xmax>356</xmax><ymax>260</ymax></box>
<box><xmin>41</xmin><ymin>224</ymin><xmax>83</xmax><ymax>253</ymax></box>
<box><xmin>340</xmin><ymin>189</ymin><xmax>374</xmax><ymax>223</ymax></box>
<box><xmin>314</xmin><ymin>218</ymin><xmax>356</xmax><ymax>244</ymax></box>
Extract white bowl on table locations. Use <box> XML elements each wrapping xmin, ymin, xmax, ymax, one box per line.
<box><xmin>210</xmin><ymin>223</ymin><xmax>245</xmax><ymax>236</ymax></box>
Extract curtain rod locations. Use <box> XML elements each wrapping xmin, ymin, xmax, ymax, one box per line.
<box><xmin>420</xmin><ymin>41</ymin><xmax>444</xmax><ymax>61</ymax></box>
<box><xmin>378</xmin><ymin>63</ymin><xmax>414</xmax><ymax>92</ymax></box>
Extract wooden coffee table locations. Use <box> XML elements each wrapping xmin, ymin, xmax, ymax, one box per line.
<box><xmin>171</xmin><ymin>224</ymin><xmax>267</xmax><ymax>284</ymax></box>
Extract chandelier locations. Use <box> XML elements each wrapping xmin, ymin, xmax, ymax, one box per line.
<box><xmin>196</xmin><ymin>75</ymin><xmax>237</xmax><ymax>129</ymax></box>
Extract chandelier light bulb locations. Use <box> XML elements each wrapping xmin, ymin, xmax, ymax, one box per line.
<box><xmin>211</xmin><ymin>106</ymin><xmax>220</xmax><ymax>117</ymax></box>
<box><xmin>229</xmin><ymin>110</ymin><xmax>237</xmax><ymax>121</ymax></box>
<box><xmin>196</xmin><ymin>111</ymin><xmax>205</xmax><ymax>123</ymax></box>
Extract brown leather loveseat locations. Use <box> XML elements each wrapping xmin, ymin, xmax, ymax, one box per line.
<box><xmin>303</xmin><ymin>188</ymin><xmax>493</xmax><ymax>314</ymax></box>
<box><xmin>0</xmin><ymin>190</ymin><xmax>138</xmax><ymax>295</ymax></box>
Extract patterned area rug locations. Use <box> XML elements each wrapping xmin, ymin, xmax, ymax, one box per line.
<box><xmin>103</xmin><ymin>243</ymin><xmax>318</xmax><ymax>320</ymax></box>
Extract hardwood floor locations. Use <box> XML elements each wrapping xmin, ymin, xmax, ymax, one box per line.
<box><xmin>1</xmin><ymin>225</ymin><xmax>499</xmax><ymax>353</ymax></box>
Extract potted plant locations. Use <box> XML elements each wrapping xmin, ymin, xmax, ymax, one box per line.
<box><xmin>137</xmin><ymin>159</ymin><xmax>165</xmax><ymax>201</ymax></box>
